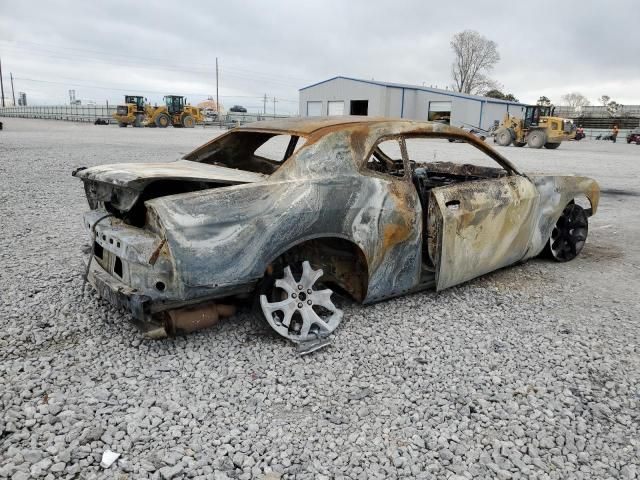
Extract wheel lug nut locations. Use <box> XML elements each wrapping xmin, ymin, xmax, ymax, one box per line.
<box><xmin>297</xmin><ymin>303</ymin><xmax>303</xmax><ymax>308</ymax></box>
<box><xmin>291</xmin><ymin>293</ymin><xmax>297</xmax><ymax>298</ymax></box>
<box><xmin>298</xmin><ymin>285</ymin><xmax>303</xmax><ymax>290</ymax></box>
<box><xmin>307</xmin><ymin>289</ymin><xmax>312</xmax><ymax>294</ymax></box>
<box><xmin>307</xmin><ymin>300</ymin><xmax>312</xmax><ymax>305</ymax></box>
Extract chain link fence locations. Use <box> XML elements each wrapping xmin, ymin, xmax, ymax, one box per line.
<box><xmin>0</xmin><ymin>105</ymin><xmax>293</xmax><ymax>128</ymax></box>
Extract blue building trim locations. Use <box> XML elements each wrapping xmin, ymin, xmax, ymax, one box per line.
<box><xmin>299</xmin><ymin>75</ymin><xmax>524</xmax><ymax>108</ymax></box>
<box><xmin>479</xmin><ymin>101</ymin><xmax>484</xmax><ymax>128</ymax></box>
<box><xmin>400</xmin><ymin>88</ymin><xmax>405</xmax><ymax>118</ymax></box>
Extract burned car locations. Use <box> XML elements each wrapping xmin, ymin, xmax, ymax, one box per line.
<box><xmin>74</xmin><ymin>117</ymin><xmax>599</xmax><ymax>350</ymax></box>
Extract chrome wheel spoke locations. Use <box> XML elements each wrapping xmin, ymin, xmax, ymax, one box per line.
<box><xmin>260</xmin><ymin>260</ymin><xmax>343</xmax><ymax>343</ymax></box>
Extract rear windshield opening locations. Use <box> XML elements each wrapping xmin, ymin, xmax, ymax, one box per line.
<box><xmin>184</xmin><ymin>132</ymin><xmax>307</xmax><ymax>175</ymax></box>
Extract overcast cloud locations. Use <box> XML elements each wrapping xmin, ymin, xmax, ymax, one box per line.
<box><xmin>0</xmin><ymin>0</ymin><xmax>638</xmax><ymax>113</ymax></box>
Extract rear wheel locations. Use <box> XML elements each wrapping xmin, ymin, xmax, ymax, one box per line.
<box><xmin>527</xmin><ymin>130</ymin><xmax>546</xmax><ymax>149</ymax></box>
<box><xmin>495</xmin><ymin>128</ymin><xmax>513</xmax><ymax>146</ymax></box>
<box><xmin>544</xmin><ymin>142</ymin><xmax>561</xmax><ymax>149</ymax></box>
<box><xmin>544</xmin><ymin>203</ymin><xmax>588</xmax><ymax>262</ymax></box>
<box><xmin>182</xmin><ymin>115</ymin><xmax>195</xmax><ymax>128</ymax></box>
<box><xmin>255</xmin><ymin>260</ymin><xmax>343</xmax><ymax>343</ymax></box>
<box><xmin>155</xmin><ymin>113</ymin><xmax>170</xmax><ymax>128</ymax></box>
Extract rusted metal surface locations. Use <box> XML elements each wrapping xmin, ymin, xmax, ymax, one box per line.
<box><xmin>75</xmin><ymin>117</ymin><xmax>599</xmax><ymax>337</ymax></box>
<box><xmin>165</xmin><ymin>303</ymin><xmax>236</xmax><ymax>335</ymax></box>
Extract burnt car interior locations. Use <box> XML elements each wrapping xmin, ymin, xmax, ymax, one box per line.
<box><xmin>367</xmin><ymin>135</ymin><xmax>511</xmax><ymax>269</ymax></box>
<box><xmin>368</xmin><ymin>135</ymin><xmax>508</xmax><ymax>197</ymax></box>
<box><xmin>184</xmin><ymin>131</ymin><xmax>306</xmax><ymax>175</ymax></box>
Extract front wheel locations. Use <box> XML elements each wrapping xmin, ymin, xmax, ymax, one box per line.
<box><xmin>255</xmin><ymin>260</ymin><xmax>343</xmax><ymax>343</ymax></box>
<box><xmin>527</xmin><ymin>130</ymin><xmax>547</xmax><ymax>149</ymax></box>
<box><xmin>155</xmin><ymin>113</ymin><xmax>170</xmax><ymax>128</ymax></box>
<box><xmin>544</xmin><ymin>203</ymin><xmax>588</xmax><ymax>262</ymax></box>
<box><xmin>182</xmin><ymin>115</ymin><xmax>195</xmax><ymax>128</ymax></box>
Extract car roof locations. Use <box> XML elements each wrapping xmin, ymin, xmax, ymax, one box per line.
<box><xmin>237</xmin><ymin>116</ymin><xmax>419</xmax><ymax>135</ymax></box>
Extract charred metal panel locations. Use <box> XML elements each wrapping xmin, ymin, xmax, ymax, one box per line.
<box><xmin>431</xmin><ymin>176</ymin><xmax>539</xmax><ymax>290</ymax></box>
<box><xmin>524</xmin><ymin>175</ymin><xmax>600</xmax><ymax>259</ymax></box>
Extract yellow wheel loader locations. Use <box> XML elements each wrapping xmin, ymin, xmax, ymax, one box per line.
<box><xmin>147</xmin><ymin>95</ymin><xmax>204</xmax><ymax>128</ymax></box>
<box><xmin>112</xmin><ymin>95</ymin><xmax>149</xmax><ymax>127</ymax></box>
<box><xmin>494</xmin><ymin>105</ymin><xmax>575</xmax><ymax>149</ymax></box>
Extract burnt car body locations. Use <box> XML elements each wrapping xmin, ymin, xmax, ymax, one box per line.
<box><xmin>74</xmin><ymin>117</ymin><xmax>599</xmax><ymax>345</ymax></box>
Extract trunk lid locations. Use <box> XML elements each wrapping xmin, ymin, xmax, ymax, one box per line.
<box><xmin>74</xmin><ymin>159</ymin><xmax>267</xmax><ymax>188</ymax></box>
<box><xmin>74</xmin><ymin>160</ymin><xmax>267</xmax><ymax>225</ymax></box>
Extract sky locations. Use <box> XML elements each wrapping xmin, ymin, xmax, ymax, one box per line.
<box><xmin>0</xmin><ymin>0</ymin><xmax>638</xmax><ymax>114</ymax></box>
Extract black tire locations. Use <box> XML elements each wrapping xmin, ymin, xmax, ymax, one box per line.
<box><xmin>118</xmin><ymin>122</ymin><xmax>127</xmax><ymax>128</ymax></box>
<box><xmin>543</xmin><ymin>203</ymin><xmax>588</xmax><ymax>262</ymax></box>
<box><xmin>182</xmin><ymin>115</ymin><xmax>195</xmax><ymax>128</ymax></box>
<box><xmin>514</xmin><ymin>141</ymin><xmax>526</xmax><ymax>147</ymax></box>
<box><xmin>495</xmin><ymin>128</ymin><xmax>513</xmax><ymax>147</ymax></box>
<box><xmin>155</xmin><ymin>113</ymin><xmax>170</xmax><ymax>128</ymax></box>
<box><xmin>527</xmin><ymin>130</ymin><xmax>546</xmax><ymax>149</ymax></box>
<box><xmin>134</xmin><ymin>113</ymin><xmax>144</xmax><ymax>128</ymax></box>
<box><xmin>544</xmin><ymin>142</ymin><xmax>561</xmax><ymax>149</ymax></box>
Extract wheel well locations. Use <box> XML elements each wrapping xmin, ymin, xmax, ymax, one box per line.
<box><xmin>266</xmin><ymin>237</ymin><xmax>369</xmax><ymax>302</ymax></box>
<box><xmin>571</xmin><ymin>194</ymin><xmax>593</xmax><ymax>216</ymax></box>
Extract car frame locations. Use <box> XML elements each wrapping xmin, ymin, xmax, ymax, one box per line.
<box><xmin>74</xmin><ymin>117</ymin><xmax>599</xmax><ymax>347</ymax></box>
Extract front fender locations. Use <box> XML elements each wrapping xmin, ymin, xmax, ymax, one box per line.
<box><xmin>526</xmin><ymin>175</ymin><xmax>600</xmax><ymax>258</ymax></box>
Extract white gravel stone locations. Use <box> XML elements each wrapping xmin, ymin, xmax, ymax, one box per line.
<box><xmin>0</xmin><ymin>119</ymin><xmax>639</xmax><ymax>478</ymax></box>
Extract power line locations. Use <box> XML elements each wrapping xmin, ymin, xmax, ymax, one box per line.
<box><xmin>0</xmin><ymin>41</ymin><xmax>310</xmax><ymax>88</ymax></box>
<box><xmin>7</xmin><ymin>75</ymin><xmax>299</xmax><ymax>102</ymax></box>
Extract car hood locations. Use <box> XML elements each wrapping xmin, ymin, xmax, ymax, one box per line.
<box><xmin>73</xmin><ymin>159</ymin><xmax>267</xmax><ymax>189</ymax></box>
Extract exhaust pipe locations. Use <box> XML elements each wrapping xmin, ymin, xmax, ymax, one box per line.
<box><xmin>164</xmin><ymin>303</ymin><xmax>236</xmax><ymax>335</ymax></box>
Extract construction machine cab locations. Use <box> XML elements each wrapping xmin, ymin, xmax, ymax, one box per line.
<box><xmin>164</xmin><ymin>95</ymin><xmax>186</xmax><ymax>115</ymax></box>
<box><xmin>524</xmin><ymin>105</ymin><xmax>555</xmax><ymax>128</ymax></box>
<box><xmin>125</xmin><ymin>95</ymin><xmax>145</xmax><ymax>112</ymax></box>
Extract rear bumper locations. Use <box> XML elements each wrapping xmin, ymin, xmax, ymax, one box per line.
<box><xmin>87</xmin><ymin>257</ymin><xmax>154</xmax><ymax>324</ymax></box>
<box><xmin>86</xmin><ymin>255</ymin><xmax>257</xmax><ymax>334</ymax></box>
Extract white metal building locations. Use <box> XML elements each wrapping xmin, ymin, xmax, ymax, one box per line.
<box><xmin>299</xmin><ymin>76</ymin><xmax>525</xmax><ymax>131</ymax></box>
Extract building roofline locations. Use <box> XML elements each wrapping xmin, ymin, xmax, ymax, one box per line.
<box><xmin>299</xmin><ymin>76</ymin><xmax>525</xmax><ymax>107</ymax></box>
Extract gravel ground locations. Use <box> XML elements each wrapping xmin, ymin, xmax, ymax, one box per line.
<box><xmin>1</xmin><ymin>118</ymin><xmax>639</xmax><ymax>480</ymax></box>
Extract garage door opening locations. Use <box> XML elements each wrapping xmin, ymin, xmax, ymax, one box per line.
<box><xmin>350</xmin><ymin>100</ymin><xmax>368</xmax><ymax>116</ymax></box>
<box><xmin>428</xmin><ymin>101</ymin><xmax>451</xmax><ymax>124</ymax></box>
<box><xmin>307</xmin><ymin>101</ymin><xmax>322</xmax><ymax>117</ymax></box>
<box><xmin>328</xmin><ymin>101</ymin><xmax>345</xmax><ymax>116</ymax></box>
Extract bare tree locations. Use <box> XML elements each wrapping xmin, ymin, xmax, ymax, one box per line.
<box><xmin>537</xmin><ymin>96</ymin><xmax>552</xmax><ymax>107</ymax></box>
<box><xmin>599</xmin><ymin>95</ymin><xmax>623</xmax><ymax>117</ymax></box>
<box><xmin>450</xmin><ymin>30</ymin><xmax>500</xmax><ymax>95</ymax></box>
<box><xmin>561</xmin><ymin>92</ymin><xmax>590</xmax><ymax>109</ymax></box>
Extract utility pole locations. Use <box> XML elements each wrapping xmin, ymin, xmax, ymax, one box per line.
<box><xmin>273</xmin><ymin>96</ymin><xmax>277</xmax><ymax>116</ymax></box>
<box><xmin>0</xmin><ymin>57</ymin><xmax>5</xmax><ymax>107</ymax></box>
<box><xmin>215</xmin><ymin>57</ymin><xmax>219</xmax><ymax>114</ymax></box>
<box><xmin>263</xmin><ymin>94</ymin><xmax>267</xmax><ymax>115</ymax></box>
<box><xmin>10</xmin><ymin>72</ymin><xmax>16</xmax><ymax>105</ymax></box>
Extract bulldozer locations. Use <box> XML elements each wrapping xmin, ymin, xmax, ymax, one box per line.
<box><xmin>113</xmin><ymin>95</ymin><xmax>150</xmax><ymax>127</ymax></box>
<box><xmin>494</xmin><ymin>105</ymin><xmax>575</xmax><ymax>149</ymax></box>
<box><xmin>147</xmin><ymin>95</ymin><xmax>204</xmax><ymax>128</ymax></box>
